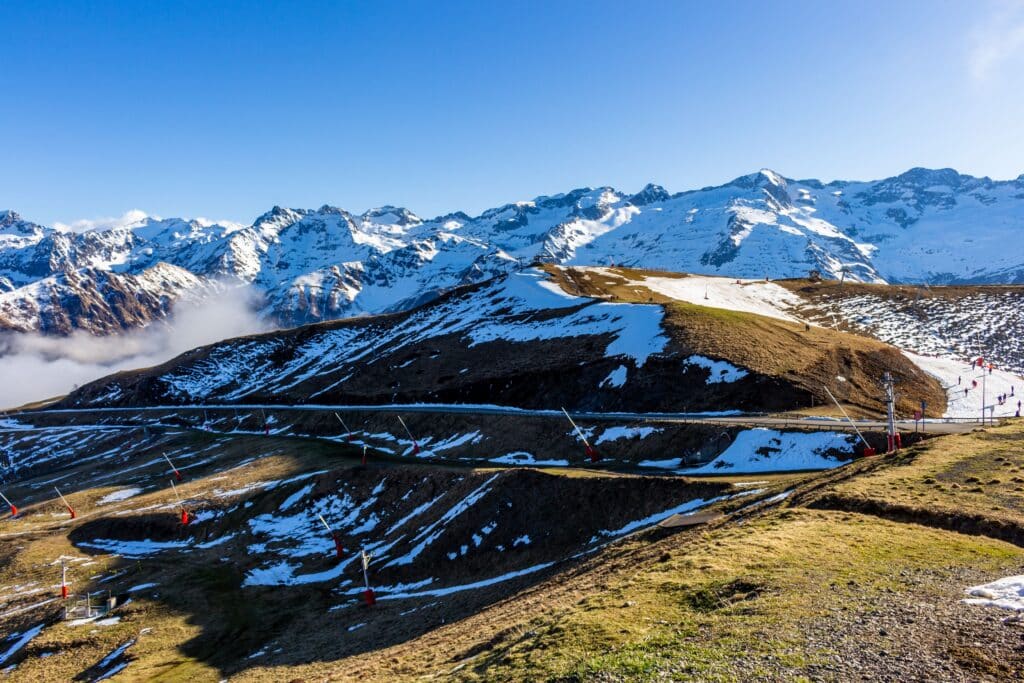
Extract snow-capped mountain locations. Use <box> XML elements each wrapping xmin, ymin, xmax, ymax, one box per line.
<box><xmin>2</xmin><ymin>166</ymin><xmax>1023</xmax><ymax>335</ymax></box>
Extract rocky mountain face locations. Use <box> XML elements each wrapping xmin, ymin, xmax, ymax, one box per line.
<box><xmin>2</xmin><ymin>166</ymin><xmax>1023</xmax><ymax>336</ymax></box>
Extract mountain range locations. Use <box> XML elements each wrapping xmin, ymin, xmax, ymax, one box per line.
<box><xmin>2</xmin><ymin>166</ymin><xmax>1023</xmax><ymax>335</ymax></box>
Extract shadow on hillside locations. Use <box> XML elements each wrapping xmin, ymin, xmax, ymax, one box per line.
<box><xmin>63</xmin><ymin>465</ymin><xmax>739</xmax><ymax>678</ymax></box>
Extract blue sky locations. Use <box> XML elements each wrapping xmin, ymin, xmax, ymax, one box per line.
<box><xmin>2</xmin><ymin>0</ymin><xmax>1023</xmax><ymax>227</ymax></box>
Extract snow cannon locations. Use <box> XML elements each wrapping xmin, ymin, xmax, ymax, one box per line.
<box><xmin>862</xmin><ymin>446</ymin><xmax>876</xmax><ymax>457</ymax></box>
<box><xmin>362</xmin><ymin>588</ymin><xmax>376</xmax><ymax>606</ymax></box>
<box><xmin>54</xmin><ymin>488</ymin><xmax>75</xmax><ymax>519</ymax></box>
<box><xmin>332</xmin><ymin>533</ymin><xmax>345</xmax><ymax>561</ymax></box>
<box><xmin>0</xmin><ymin>493</ymin><xmax>17</xmax><ymax>518</ymax></box>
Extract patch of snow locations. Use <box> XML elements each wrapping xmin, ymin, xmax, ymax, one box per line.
<box><xmin>684</xmin><ymin>355</ymin><xmax>749</xmax><ymax>383</ymax></box>
<box><xmin>488</xmin><ymin>452</ymin><xmax>569</xmax><ymax>467</ymax></box>
<box><xmin>681</xmin><ymin>429</ymin><xmax>856</xmax><ymax>474</ymax></box>
<box><xmin>595</xmin><ymin>426</ymin><xmax>660</xmax><ymax>444</ymax></box>
<box><xmin>127</xmin><ymin>582</ymin><xmax>158</xmax><ymax>593</ymax></box>
<box><xmin>964</xmin><ymin>576</ymin><xmax>1024</xmax><ymax>612</ymax></box>
<box><xmin>97</xmin><ymin>488</ymin><xmax>143</xmax><ymax>505</ymax></box>
<box><xmin>0</xmin><ymin>623</ymin><xmax>44</xmax><ymax>665</ymax></box>
<box><xmin>600</xmin><ymin>365</ymin><xmax>628</xmax><ymax>388</ymax></box>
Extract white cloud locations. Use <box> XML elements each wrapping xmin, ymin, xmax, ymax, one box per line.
<box><xmin>0</xmin><ymin>287</ymin><xmax>272</xmax><ymax>408</ymax></box>
<box><xmin>969</xmin><ymin>0</ymin><xmax>1024</xmax><ymax>82</ymax></box>
<box><xmin>53</xmin><ymin>209</ymin><xmax>153</xmax><ymax>233</ymax></box>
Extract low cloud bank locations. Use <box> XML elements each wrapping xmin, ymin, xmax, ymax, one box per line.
<box><xmin>0</xmin><ymin>289</ymin><xmax>272</xmax><ymax>409</ymax></box>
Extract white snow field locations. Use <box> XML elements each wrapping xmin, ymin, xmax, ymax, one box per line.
<box><xmin>905</xmin><ymin>352</ymin><xmax>1022</xmax><ymax>419</ymax></box>
<box><xmin>636</xmin><ymin>272</ymin><xmax>804</xmax><ymax>322</ymax></box>
<box><xmin>964</xmin><ymin>575</ymin><xmax>1024</xmax><ymax>612</ymax></box>
<box><xmin>680</xmin><ymin>429</ymin><xmax>857</xmax><ymax>474</ymax></box>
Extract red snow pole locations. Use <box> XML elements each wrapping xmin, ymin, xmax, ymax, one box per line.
<box><xmin>397</xmin><ymin>416</ymin><xmax>420</xmax><ymax>456</ymax></box>
<box><xmin>361</xmin><ymin>445</ymin><xmax>368</xmax><ymax>466</ymax></box>
<box><xmin>0</xmin><ymin>491</ymin><xmax>17</xmax><ymax>518</ymax></box>
<box><xmin>562</xmin><ymin>408</ymin><xmax>598</xmax><ymax>462</ymax></box>
<box><xmin>163</xmin><ymin>454</ymin><xmax>183</xmax><ymax>482</ymax></box>
<box><xmin>54</xmin><ymin>487</ymin><xmax>75</xmax><ymax>519</ymax></box>
<box><xmin>60</xmin><ymin>560</ymin><xmax>68</xmax><ymax>599</ymax></box>
<box><xmin>318</xmin><ymin>514</ymin><xmax>345</xmax><ymax>562</ymax></box>
<box><xmin>334</xmin><ymin>413</ymin><xmax>353</xmax><ymax>442</ymax></box>
<box><xmin>170</xmin><ymin>479</ymin><xmax>189</xmax><ymax>525</ymax></box>
<box><xmin>360</xmin><ymin>549</ymin><xmax>375</xmax><ymax>606</ymax></box>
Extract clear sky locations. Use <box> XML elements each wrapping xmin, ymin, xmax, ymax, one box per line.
<box><xmin>2</xmin><ymin>0</ymin><xmax>1023</xmax><ymax>227</ymax></box>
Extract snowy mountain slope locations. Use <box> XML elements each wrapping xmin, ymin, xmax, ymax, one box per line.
<box><xmin>1</xmin><ymin>166</ymin><xmax>1022</xmax><ymax>336</ymax></box>
<box><xmin>783</xmin><ymin>281</ymin><xmax>1024</xmax><ymax>376</ymax></box>
<box><xmin>62</xmin><ymin>268</ymin><xmax>943</xmax><ymax>418</ymax></box>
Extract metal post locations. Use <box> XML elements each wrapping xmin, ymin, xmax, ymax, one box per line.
<box><xmin>982</xmin><ymin>363</ymin><xmax>987</xmax><ymax>426</ymax></box>
<box><xmin>883</xmin><ymin>372</ymin><xmax>897</xmax><ymax>450</ymax></box>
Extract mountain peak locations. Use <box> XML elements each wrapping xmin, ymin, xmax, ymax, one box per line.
<box><xmin>0</xmin><ymin>209</ymin><xmax>23</xmax><ymax>226</ymax></box>
<box><xmin>894</xmin><ymin>167</ymin><xmax>964</xmax><ymax>188</ymax></box>
<box><xmin>727</xmin><ymin>169</ymin><xmax>789</xmax><ymax>191</ymax></box>
<box><xmin>629</xmin><ymin>183</ymin><xmax>670</xmax><ymax>206</ymax></box>
<box><xmin>360</xmin><ymin>206</ymin><xmax>421</xmax><ymax>226</ymax></box>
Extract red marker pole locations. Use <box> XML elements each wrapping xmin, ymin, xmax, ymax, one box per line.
<box><xmin>170</xmin><ymin>479</ymin><xmax>189</xmax><ymax>525</ymax></box>
<box><xmin>0</xmin><ymin>491</ymin><xmax>17</xmax><ymax>517</ymax></box>
<box><xmin>60</xmin><ymin>560</ymin><xmax>68</xmax><ymax>600</ymax></box>
<box><xmin>54</xmin><ymin>487</ymin><xmax>76</xmax><ymax>519</ymax></box>
<box><xmin>319</xmin><ymin>514</ymin><xmax>345</xmax><ymax>561</ymax></box>
<box><xmin>163</xmin><ymin>454</ymin><xmax>183</xmax><ymax>482</ymax></box>
<box><xmin>334</xmin><ymin>413</ymin><xmax>353</xmax><ymax>442</ymax></box>
<box><xmin>361</xmin><ymin>549</ymin><xmax>376</xmax><ymax>606</ymax></box>
<box><xmin>562</xmin><ymin>408</ymin><xmax>598</xmax><ymax>462</ymax></box>
<box><xmin>361</xmin><ymin>445</ymin><xmax>368</xmax><ymax>466</ymax></box>
<box><xmin>397</xmin><ymin>416</ymin><xmax>420</xmax><ymax>456</ymax></box>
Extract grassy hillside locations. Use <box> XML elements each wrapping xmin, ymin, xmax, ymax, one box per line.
<box><xmin>319</xmin><ymin>420</ymin><xmax>1024</xmax><ymax>682</ymax></box>
<box><xmin>546</xmin><ymin>266</ymin><xmax>946</xmax><ymax>416</ymax></box>
<box><xmin>2</xmin><ymin>408</ymin><xmax>1022</xmax><ymax>680</ymax></box>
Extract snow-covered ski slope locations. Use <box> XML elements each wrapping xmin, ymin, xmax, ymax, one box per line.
<box><xmin>584</xmin><ymin>268</ymin><xmax>1024</xmax><ymax>418</ymax></box>
<box><xmin>793</xmin><ymin>286</ymin><xmax>1024</xmax><ymax>376</ymax></box>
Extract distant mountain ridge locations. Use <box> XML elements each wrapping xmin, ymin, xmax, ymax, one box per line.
<box><xmin>2</xmin><ymin>166</ymin><xmax>1023</xmax><ymax>335</ymax></box>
